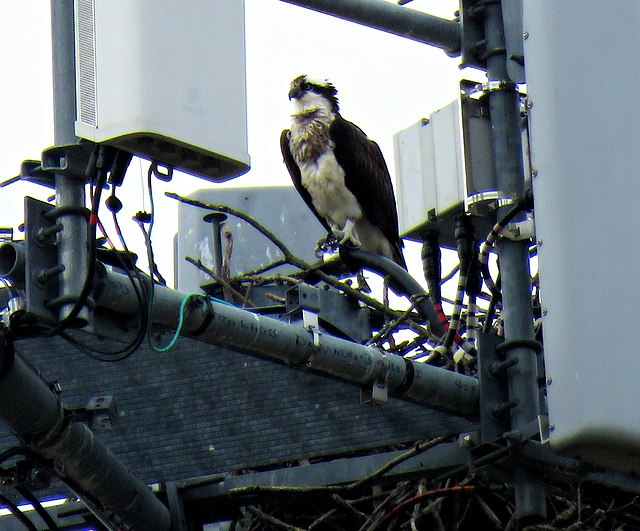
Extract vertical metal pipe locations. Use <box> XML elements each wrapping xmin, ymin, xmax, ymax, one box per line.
<box><xmin>482</xmin><ymin>0</ymin><xmax>546</xmax><ymax>522</ymax></box>
<box><xmin>203</xmin><ymin>213</ymin><xmax>227</xmax><ymax>276</ymax></box>
<box><xmin>51</xmin><ymin>0</ymin><xmax>89</xmax><ymax>325</ymax></box>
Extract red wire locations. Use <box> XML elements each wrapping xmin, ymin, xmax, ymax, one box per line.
<box><xmin>382</xmin><ymin>485</ymin><xmax>478</xmax><ymax>522</ymax></box>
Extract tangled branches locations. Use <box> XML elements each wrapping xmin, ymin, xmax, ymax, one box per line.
<box><xmin>224</xmin><ymin>478</ymin><xmax>640</xmax><ymax>531</ymax></box>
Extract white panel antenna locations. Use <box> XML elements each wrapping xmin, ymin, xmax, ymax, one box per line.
<box><xmin>524</xmin><ymin>0</ymin><xmax>640</xmax><ymax>473</ymax></box>
<box><xmin>73</xmin><ymin>0</ymin><xmax>250</xmax><ymax>182</ymax></box>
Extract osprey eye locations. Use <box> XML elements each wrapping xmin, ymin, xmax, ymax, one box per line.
<box><xmin>303</xmin><ymin>82</ymin><xmax>312</xmax><ymax>91</ymax></box>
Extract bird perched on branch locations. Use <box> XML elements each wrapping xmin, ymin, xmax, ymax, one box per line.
<box><xmin>280</xmin><ymin>75</ymin><xmax>407</xmax><ymax>269</ymax></box>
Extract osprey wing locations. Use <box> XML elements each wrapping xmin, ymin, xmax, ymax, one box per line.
<box><xmin>280</xmin><ymin>129</ymin><xmax>331</xmax><ymax>233</ymax></box>
<box><xmin>330</xmin><ymin>116</ymin><xmax>406</xmax><ymax>268</ymax></box>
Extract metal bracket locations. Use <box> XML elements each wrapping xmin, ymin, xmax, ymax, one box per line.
<box><xmin>1</xmin><ymin>143</ymin><xmax>98</xmax><ymax>190</ymax></box>
<box><xmin>502</xmin><ymin>415</ymin><xmax>550</xmax><ymax>445</ymax></box>
<box><xmin>303</xmin><ymin>309</ymin><xmax>321</xmax><ymax>349</ymax></box>
<box><xmin>361</xmin><ymin>356</ymin><xmax>389</xmax><ymax>405</ymax></box>
<box><xmin>285</xmin><ymin>284</ymin><xmax>371</xmax><ymax>343</ymax></box>
<box><xmin>41</xmin><ymin>142</ymin><xmax>98</xmax><ymax>182</ymax></box>
<box><xmin>481</xmin><ymin>80</ymin><xmax>519</xmax><ymax>94</ymax></box>
<box><xmin>24</xmin><ymin>197</ymin><xmax>60</xmax><ymax>323</ymax></box>
<box><xmin>504</xmin><ymin>217</ymin><xmax>535</xmax><ymax>241</ymax></box>
<box><xmin>67</xmin><ymin>395</ymin><xmax>118</xmax><ymax>431</ymax></box>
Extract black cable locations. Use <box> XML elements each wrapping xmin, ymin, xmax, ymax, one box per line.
<box><xmin>421</xmin><ymin>230</ymin><xmax>441</xmax><ymax>304</ymax></box>
<box><xmin>442</xmin><ymin>217</ymin><xmax>475</xmax><ymax>351</ymax></box>
<box><xmin>0</xmin><ymin>447</ymin><xmax>58</xmax><ymax>530</ymax></box>
<box><xmin>32</xmin><ymin>147</ymin><xmax>145</xmax><ymax>360</ymax></box>
<box><xmin>339</xmin><ymin>246</ymin><xmax>446</xmax><ymax>337</ymax></box>
<box><xmin>479</xmin><ymin>190</ymin><xmax>534</xmax><ymax>304</ymax></box>
<box><xmin>15</xmin><ymin>487</ymin><xmax>59</xmax><ymax>531</ymax></box>
<box><xmin>57</xmin><ymin>210</ymin><xmax>149</xmax><ymax>362</ymax></box>
<box><xmin>0</xmin><ymin>492</ymin><xmax>38</xmax><ymax>531</ymax></box>
<box><xmin>482</xmin><ymin>272</ymin><xmax>501</xmax><ymax>333</ymax></box>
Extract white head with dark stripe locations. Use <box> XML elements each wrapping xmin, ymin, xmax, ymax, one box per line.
<box><xmin>288</xmin><ymin>75</ymin><xmax>340</xmax><ymax>115</ymax></box>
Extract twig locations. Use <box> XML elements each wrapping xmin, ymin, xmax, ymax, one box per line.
<box><xmin>221</xmin><ymin>224</ymin><xmax>235</xmax><ymax>302</ymax></box>
<box><xmin>366</xmin><ymin>296</ymin><xmax>431</xmax><ymax>348</ymax></box>
<box><xmin>417</xmin><ymin>498</ymin><xmax>446</xmax><ymax>531</ymax></box>
<box><xmin>184</xmin><ymin>256</ymin><xmax>254</xmax><ymax>307</ymax></box>
<box><xmin>308</xmin><ymin>508</ymin><xmax>338</xmax><ymax>530</ymax></box>
<box><xmin>245</xmin><ymin>506</ymin><xmax>307</xmax><ymax>531</ymax></box>
<box><xmin>168</xmin><ymin>191</ymin><xmax>404</xmax><ymax>322</ymax></box>
<box><xmin>359</xmin><ymin>483</ymin><xmax>412</xmax><ymax>531</ymax></box>
<box><xmin>331</xmin><ymin>494</ymin><xmax>367</xmax><ymax>520</ymax></box>
<box><xmin>473</xmin><ymin>493</ymin><xmax>502</xmax><ymax>528</ymax></box>
<box><xmin>228</xmin><ymin>437</ymin><xmax>447</xmax><ymax>499</ymax></box>
<box><xmin>236</xmin><ymin>258</ymin><xmax>289</xmax><ymax>278</ymax></box>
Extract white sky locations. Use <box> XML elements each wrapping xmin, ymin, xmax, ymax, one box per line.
<box><xmin>0</xmin><ymin>0</ymin><xmax>484</xmax><ymax>288</ymax></box>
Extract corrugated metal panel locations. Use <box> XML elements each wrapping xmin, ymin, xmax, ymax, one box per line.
<box><xmin>0</xmin><ymin>335</ymin><xmax>473</xmax><ymax>487</ymax></box>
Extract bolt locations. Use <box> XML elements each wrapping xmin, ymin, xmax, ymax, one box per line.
<box><xmin>492</xmin><ymin>399</ymin><xmax>519</xmax><ymax>417</ymax></box>
<box><xmin>542</xmin><ymin>308</ymin><xmax>548</xmax><ymax>317</ymax></box>
<box><xmin>34</xmin><ymin>222</ymin><xmax>63</xmax><ymax>244</ymax></box>
<box><xmin>546</xmin><ymin>377</ymin><xmax>552</xmax><ymax>385</ymax></box>
<box><xmin>523</xmin><ymin>31</ymin><xmax>530</xmax><ymax>39</ymax></box>
<box><xmin>37</xmin><ymin>264</ymin><xmax>65</xmax><ymax>284</ymax></box>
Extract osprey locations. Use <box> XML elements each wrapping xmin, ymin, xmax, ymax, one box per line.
<box><xmin>280</xmin><ymin>75</ymin><xmax>407</xmax><ymax>269</ymax></box>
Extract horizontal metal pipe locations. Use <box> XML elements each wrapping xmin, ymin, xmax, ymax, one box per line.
<box><xmin>97</xmin><ymin>269</ymin><xmax>479</xmax><ymax>417</ymax></box>
<box><xmin>0</xmin><ymin>242</ymin><xmax>25</xmax><ymax>287</ymax></box>
<box><xmin>280</xmin><ymin>0</ymin><xmax>461</xmax><ymax>54</ymax></box>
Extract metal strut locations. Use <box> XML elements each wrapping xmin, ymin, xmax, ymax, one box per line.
<box><xmin>0</xmin><ymin>331</ymin><xmax>171</xmax><ymax>530</ymax></box>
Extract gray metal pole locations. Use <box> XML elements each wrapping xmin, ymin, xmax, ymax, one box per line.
<box><xmin>483</xmin><ymin>0</ymin><xmax>546</xmax><ymax>522</ymax></box>
<box><xmin>51</xmin><ymin>0</ymin><xmax>89</xmax><ymax>325</ymax></box>
<box><xmin>0</xmin><ymin>334</ymin><xmax>171</xmax><ymax>530</ymax></box>
<box><xmin>279</xmin><ymin>0</ymin><xmax>461</xmax><ymax>54</ymax></box>
<box><xmin>203</xmin><ymin>213</ymin><xmax>227</xmax><ymax>276</ymax></box>
<box><xmin>95</xmin><ymin>269</ymin><xmax>479</xmax><ymax>418</ymax></box>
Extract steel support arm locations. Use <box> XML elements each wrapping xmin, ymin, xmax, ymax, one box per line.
<box><xmin>0</xmin><ymin>333</ymin><xmax>171</xmax><ymax>531</ymax></box>
<box><xmin>279</xmin><ymin>0</ymin><xmax>461</xmax><ymax>54</ymax></box>
<box><xmin>482</xmin><ymin>0</ymin><xmax>546</xmax><ymax>522</ymax></box>
<box><xmin>96</xmin><ymin>269</ymin><xmax>479</xmax><ymax>418</ymax></box>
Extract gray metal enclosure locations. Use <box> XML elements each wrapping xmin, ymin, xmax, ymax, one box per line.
<box><xmin>524</xmin><ymin>0</ymin><xmax>640</xmax><ymax>472</ymax></box>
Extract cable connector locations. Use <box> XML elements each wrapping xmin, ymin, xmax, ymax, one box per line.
<box><xmin>503</xmin><ymin>217</ymin><xmax>535</xmax><ymax>241</ymax></box>
<box><xmin>133</xmin><ymin>211</ymin><xmax>152</xmax><ymax>224</ymax></box>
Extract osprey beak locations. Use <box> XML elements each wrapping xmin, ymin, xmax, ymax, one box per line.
<box><xmin>289</xmin><ymin>87</ymin><xmax>305</xmax><ymax>100</ymax></box>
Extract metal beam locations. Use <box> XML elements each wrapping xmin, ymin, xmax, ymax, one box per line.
<box><xmin>95</xmin><ymin>268</ymin><xmax>479</xmax><ymax>418</ymax></box>
<box><xmin>0</xmin><ymin>333</ymin><xmax>171</xmax><ymax>531</ymax></box>
<box><xmin>179</xmin><ymin>441</ymin><xmax>467</xmax><ymax>502</ymax></box>
<box><xmin>280</xmin><ymin>0</ymin><xmax>461</xmax><ymax>54</ymax></box>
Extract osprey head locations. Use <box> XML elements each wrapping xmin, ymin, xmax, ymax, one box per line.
<box><xmin>288</xmin><ymin>75</ymin><xmax>339</xmax><ymax>113</ymax></box>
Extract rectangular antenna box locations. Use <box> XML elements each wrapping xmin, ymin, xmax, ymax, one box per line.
<box><xmin>393</xmin><ymin>82</ymin><xmax>529</xmax><ymax>248</ymax></box>
<box><xmin>73</xmin><ymin>0</ymin><xmax>250</xmax><ymax>181</ymax></box>
<box><xmin>524</xmin><ymin>0</ymin><xmax>640</xmax><ymax>474</ymax></box>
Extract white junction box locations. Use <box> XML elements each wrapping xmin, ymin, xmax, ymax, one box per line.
<box><xmin>393</xmin><ymin>84</ymin><xmax>516</xmax><ymax>247</ymax></box>
<box><xmin>393</xmin><ymin>102</ymin><xmax>464</xmax><ymax>242</ymax></box>
<box><xmin>524</xmin><ymin>0</ymin><xmax>640</xmax><ymax>473</ymax></box>
<box><xmin>73</xmin><ymin>0</ymin><xmax>250</xmax><ymax>182</ymax></box>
